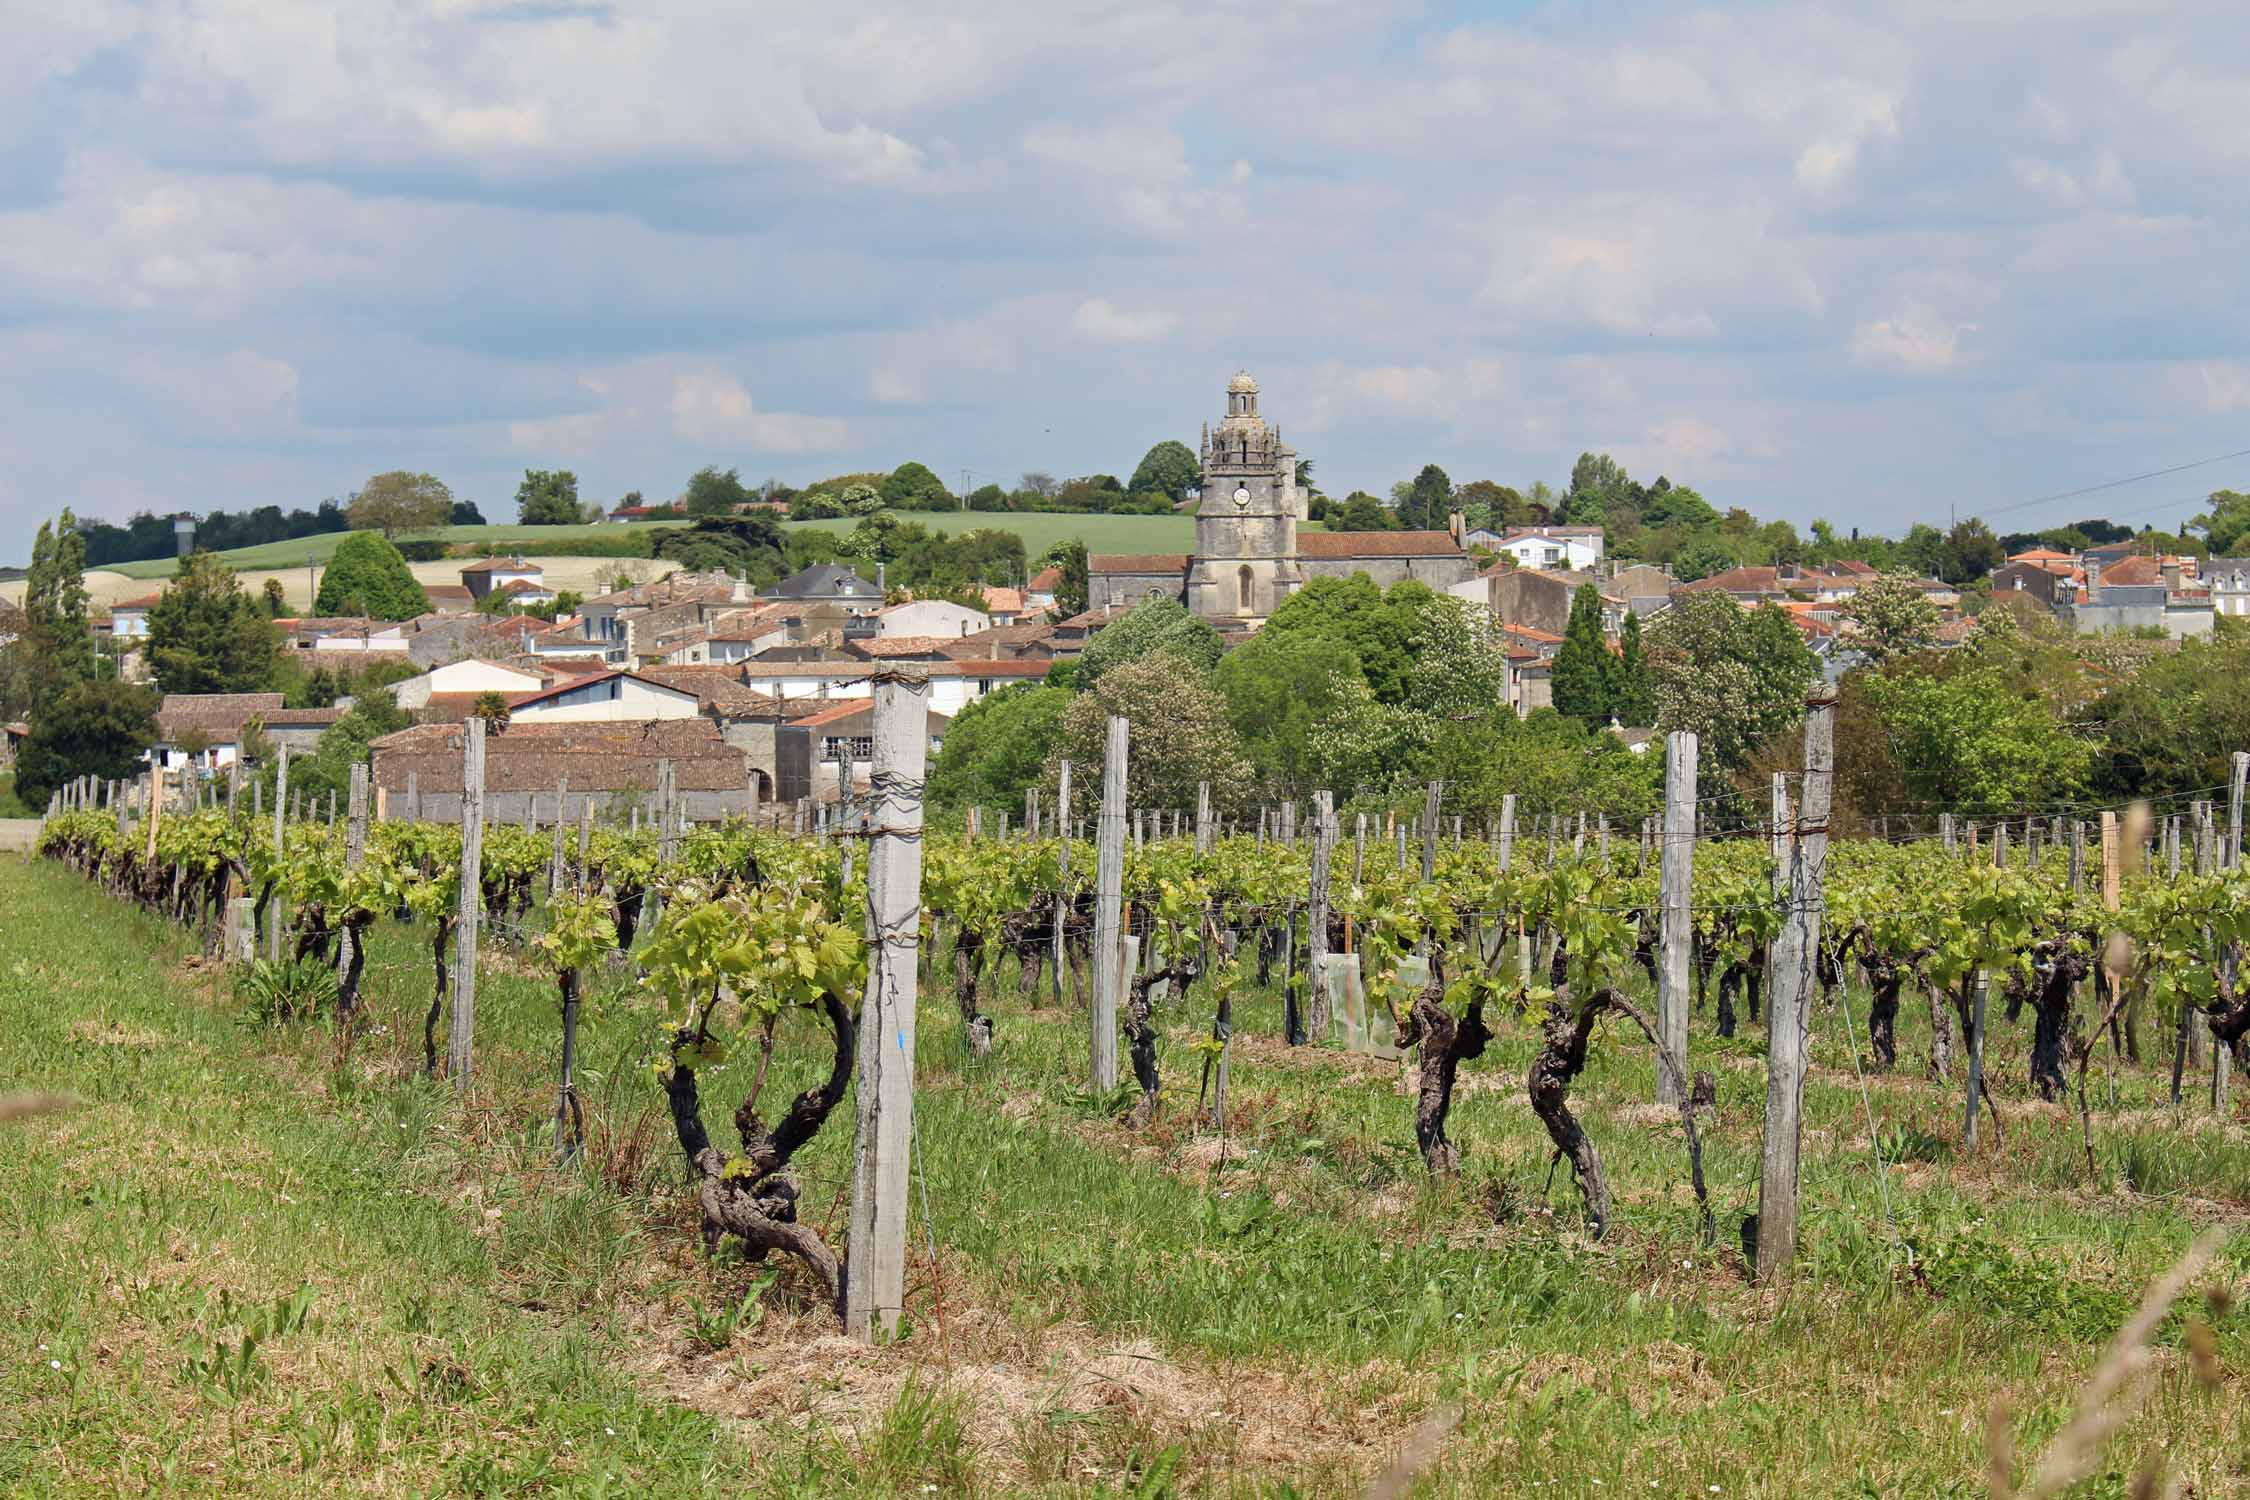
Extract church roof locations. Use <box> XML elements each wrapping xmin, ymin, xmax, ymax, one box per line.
<box><xmin>1297</xmin><ymin>530</ymin><xmax>1465</xmax><ymax>560</ymax></box>
<box><xmin>1227</xmin><ymin>371</ymin><xmax>1258</xmax><ymax>394</ymax></box>
<box><xmin>1088</xmin><ymin>553</ymin><xmax>1191</xmax><ymax>574</ymax></box>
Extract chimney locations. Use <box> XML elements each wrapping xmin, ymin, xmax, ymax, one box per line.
<box><xmin>2086</xmin><ymin>558</ymin><xmax>2102</xmax><ymax>594</ymax></box>
<box><xmin>1447</xmin><ymin>510</ymin><xmax>1463</xmax><ymax>545</ymax></box>
<box><xmin>990</xmin><ymin>631</ymin><xmax>1000</xmax><ymax>661</ymax></box>
<box><xmin>731</xmin><ymin>570</ymin><xmax>749</xmax><ymax>604</ymax></box>
<box><xmin>876</xmin><ymin>562</ymin><xmax>888</xmax><ymax>595</ymax></box>
<box><xmin>2162</xmin><ymin>560</ymin><xmax>2183</xmax><ymax>593</ymax></box>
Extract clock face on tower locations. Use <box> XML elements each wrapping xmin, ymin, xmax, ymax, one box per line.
<box><xmin>1233</xmin><ymin>486</ymin><xmax>1250</xmax><ymax>508</ymax></box>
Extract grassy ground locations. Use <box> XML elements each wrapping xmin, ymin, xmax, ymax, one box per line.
<box><xmin>3</xmin><ymin>851</ymin><xmax>2246</xmax><ymax>1496</ymax></box>
<box><xmin>784</xmin><ymin>512</ymin><xmax>1194</xmax><ymax>560</ymax></box>
<box><xmin>100</xmin><ymin>524</ymin><xmax>674</xmax><ymax>581</ymax></box>
<box><xmin>0</xmin><ymin>772</ymin><xmax>35</xmax><ymax>819</ymax></box>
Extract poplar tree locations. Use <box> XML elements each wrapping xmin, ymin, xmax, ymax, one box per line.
<box><xmin>1550</xmin><ymin>582</ymin><xmax>1615</xmax><ymax>725</ymax></box>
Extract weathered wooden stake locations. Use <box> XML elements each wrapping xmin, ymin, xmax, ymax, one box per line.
<box><xmin>1307</xmin><ymin>790</ymin><xmax>1334</xmax><ymax>1041</ymax></box>
<box><xmin>845</xmin><ymin>668</ymin><xmax>930</xmax><ymax>1345</ymax></box>
<box><xmin>1658</xmin><ymin>732</ymin><xmax>1697</xmax><ymax>1105</ymax></box>
<box><xmin>1421</xmin><ymin>780</ymin><xmax>1440</xmax><ymax>881</ymax></box>
<box><xmin>1091</xmin><ymin>717</ymin><xmax>1128</xmax><ymax>1092</ymax></box>
<box><xmin>450</xmin><ymin>717</ymin><xmax>486</xmax><ymax>1086</ymax></box>
<box><xmin>1755</xmin><ymin>690</ymin><xmax>1832</xmax><ymax>1283</ymax></box>
<box><xmin>1054</xmin><ymin>759</ymin><xmax>1073</xmax><ymax>1006</ymax></box>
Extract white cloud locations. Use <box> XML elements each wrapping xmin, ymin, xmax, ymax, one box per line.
<box><xmin>1851</xmin><ymin>302</ymin><xmax>1972</xmax><ymax>372</ymax></box>
<box><xmin>1069</xmin><ymin>298</ymin><xmax>1178</xmax><ymax>344</ymax></box>
<box><xmin>670</xmin><ymin>371</ymin><xmax>848</xmax><ymax>454</ymax></box>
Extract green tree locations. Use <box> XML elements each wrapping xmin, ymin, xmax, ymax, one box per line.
<box><xmin>927</xmin><ymin>683</ymin><xmax>1069</xmax><ymax>813</ymax></box>
<box><xmin>450</xmin><ymin>498</ymin><xmax>487</xmax><ymax>525</ymax></box>
<box><xmin>880</xmin><ymin>461</ymin><xmax>954</xmax><ymax>512</ymax></box>
<box><xmin>1550</xmin><ymin>583</ymin><xmax>1616</xmax><ymax>725</ymax></box>
<box><xmin>967</xmin><ymin>483</ymin><xmax>1009</xmax><ymax>511</ymax></box>
<box><xmin>146</xmin><ymin>553</ymin><xmax>283</xmax><ymax>695</ymax></box>
<box><xmin>1127</xmin><ymin>440</ymin><xmax>1200</xmax><ymax>502</ymax></box>
<box><xmin>1648</xmin><ymin>591</ymin><xmax>1819</xmax><ymax>772</ymax></box>
<box><xmin>1864</xmin><ymin>657</ymin><xmax>2089</xmax><ymax>814</ymax></box>
<box><xmin>1398</xmin><ymin>464</ymin><xmax>1454</xmax><ymax>531</ymax></box>
<box><xmin>2194</xmin><ymin>489</ymin><xmax>2250</xmax><ymax>555</ymax></box>
<box><xmin>347</xmin><ymin>471</ymin><xmax>453</xmax><ymax>538</ymax></box>
<box><xmin>682</xmin><ymin>465</ymin><xmax>751</xmax><ymax>517</ymax></box>
<box><xmin>1040</xmin><ymin>539</ymin><xmax>1088</xmax><ymax>618</ymax></box>
<box><xmin>1076</xmin><ymin>596</ymin><xmax>1223</xmax><ymax>687</ymax></box>
<box><xmin>1672</xmin><ymin>539</ymin><xmax>1738</xmax><ymax>582</ymax></box>
<box><xmin>1334</xmin><ymin>492</ymin><xmax>1400</xmax><ymax>531</ymax></box>
<box><xmin>267</xmin><ymin>689</ymin><xmax>415</xmax><ymax>808</ymax></box>
<box><xmin>1258</xmin><ymin>576</ymin><xmax>1432</xmax><ymax>706</ymax></box>
<box><xmin>1612</xmin><ymin>610</ymin><xmax>1656</xmax><ymax>726</ymax></box>
<box><xmin>515</xmin><ymin>469</ymin><xmax>581</xmax><ymax>525</ymax></box>
<box><xmin>1641</xmin><ymin>484</ymin><xmax>1717</xmax><ymax>531</ymax></box>
<box><xmin>1404</xmin><ymin>594</ymin><xmax>1512</xmax><ymax>726</ymax></box>
<box><xmin>1048</xmin><ymin>657</ymin><xmax>1250</xmax><ymax>816</ymax></box>
<box><xmin>1214</xmin><ymin>630</ymin><xmax>1370</xmax><ymax>796</ymax></box>
<box><xmin>314</xmin><ymin>533</ymin><xmax>431</xmax><ymax>621</ymax></box>
<box><xmin>1453</xmin><ymin>479</ymin><xmax>1527</xmax><ymax>533</ymax></box>
<box><xmin>1560</xmin><ymin>452</ymin><xmax>1633</xmax><ymax>524</ymax></box>
<box><xmin>1412</xmin><ymin>709</ymin><xmax>1662</xmax><ymax>823</ymax></box>
<box><xmin>1844</xmin><ymin>571</ymin><xmax>1941</xmax><ymax>668</ymax></box>
<box><xmin>22</xmin><ymin>510</ymin><xmax>95</xmax><ymax>690</ymax></box>
<box><xmin>260</xmin><ymin>578</ymin><xmax>289</xmax><ymax>618</ymax></box>
<box><xmin>14</xmin><ymin>679</ymin><xmax>158</xmax><ymax>809</ymax></box>
<box><xmin>1942</xmin><ymin>517</ymin><xmax>2004</xmax><ymax>583</ymax></box>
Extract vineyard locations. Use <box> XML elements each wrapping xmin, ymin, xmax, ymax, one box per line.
<box><xmin>11</xmin><ymin>720</ymin><xmax>2250</xmax><ymax>1496</ymax></box>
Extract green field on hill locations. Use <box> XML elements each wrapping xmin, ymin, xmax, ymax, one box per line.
<box><xmin>103</xmin><ymin>513</ymin><xmax>1204</xmax><ymax>582</ymax></box>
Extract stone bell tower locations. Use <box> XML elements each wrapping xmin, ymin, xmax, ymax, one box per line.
<box><xmin>1186</xmin><ymin>372</ymin><xmax>1302</xmax><ymax>622</ymax></box>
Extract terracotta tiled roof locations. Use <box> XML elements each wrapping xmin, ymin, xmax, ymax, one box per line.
<box><xmin>1680</xmin><ymin>566</ymin><xmax>1785</xmax><ymax>595</ymax></box>
<box><xmin>2098</xmin><ymin>555</ymin><xmax>2165</xmax><ymax>586</ymax></box>
<box><xmin>157</xmin><ymin>692</ymin><xmax>286</xmax><ymax>742</ymax></box>
<box><xmin>1296</xmin><ymin>530</ymin><xmax>1464</xmax><ymax>560</ymax></box>
<box><xmin>1089</xmin><ymin>553</ymin><xmax>1190</xmax><ymax>574</ymax></box>
<box><xmin>789</xmin><ymin>699</ymin><xmax>954</xmax><ymax>734</ymax></box>
<box><xmin>982</xmin><ymin>587</ymin><xmax>1026</xmax><ymax>614</ymax></box>
<box><xmin>371</xmin><ymin>718</ymin><xmax>752</xmax><ymax>794</ymax></box>
<box><xmin>113</xmin><ymin>593</ymin><xmax>164</xmax><ymax>610</ymax></box>
<box><xmin>1501</xmin><ymin>623</ymin><xmax>1565</xmax><ymax>644</ymax></box>
<box><xmin>635</xmin><ymin>666</ymin><xmax>778</xmax><ymax>715</ymax></box>
<box><xmin>2006</xmin><ymin>547</ymin><xmax>2077</xmax><ymax>564</ymax></box>
<box><xmin>1027</xmin><ymin>567</ymin><xmax>1062</xmax><ymax>593</ymax></box>
<box><xmin>852</xmin><ymin>636</ymin><xmax>963</xmax><ymax>658</ymax></box>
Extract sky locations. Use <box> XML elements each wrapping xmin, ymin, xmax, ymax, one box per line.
<box><xmin>7</xmin><ymin>0</ymin><xmax>2250</xmax><ymax>561</ymax></box>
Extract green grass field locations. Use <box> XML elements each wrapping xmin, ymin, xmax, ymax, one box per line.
<box><xmin>4</xmin><ymin>850</ymin><xmax>2245</xmax><ymax>1496</ymax></box>
<box><xmin>785</xmin><ymin>511</ymin><xmax>1196</xmax><ymax>559</ymax></box>
<box><xmin>103</xmin><ymin>524</ymin><xmax>677</xmax><ymax>580</ymax></box>
<box><xmin>101</xmin><ymin>513</ymin><xmax>1198</xmax><ymax>582</ymax></box>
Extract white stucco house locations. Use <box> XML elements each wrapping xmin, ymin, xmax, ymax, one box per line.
<box><xmin>388</xmin><ymin>658</ymin><xmax>548</xmax><ymax>711</ymax></box>
<box><xmin>873</xmin><ymin>599</ymin><xmax>989</xmax><ymax>639</ymax></box>
<box><xmin>507</xmin><ymin>670</ymin><xmax>702</xmax><ymax>723</ymax></box>
<box><xmin>1487</xmin><ymin>526</ymin><xmax>1606</xmax><ymax>572</ymax></box>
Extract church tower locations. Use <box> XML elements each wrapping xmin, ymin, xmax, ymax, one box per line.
<box><xmin>1186</xmin><ymin>371</ymin><xmax>1303</xmax><ymax>622</ymax></box>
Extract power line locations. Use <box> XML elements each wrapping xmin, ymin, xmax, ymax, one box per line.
<box><xmin>1974</xmin><ymin>445</ymin><xmax>2250</xmax><ymax>525</ymax></box>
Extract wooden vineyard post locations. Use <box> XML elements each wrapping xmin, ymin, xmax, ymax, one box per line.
<box><xmin>1354</xmin><ymin>813</ymin><xmax>1366</xmax><ymax>886</ymax></box>
<box><xmin>2219</xmin><ymin>754</ymin><xmax>2250</xmax><ymax>1111</ymax></box>
<box><xmin>1024</xmin><ymin>786</ymin><xmax>1038</xmax><ymax>840</ymax></box>
<box><xmin>845</xmin><ymin>668</ymin><xmax>930</xmax><ymax>1345</ymax></box>
<box><xmin>1307</xmin><ymin>790</ymin><xmax>1334</xmax><ymax>1041</ymax></box>
<box><xmin>1756</xmin><ymin>690</ymin><xmax>1832</xmax><ymax>1284</ymax></box>
<box><xmin>548</xmin><ymin>779</ymin><xmax>569</xmax><ymax>896</ymax></box>
<box><xmin>341</xmin><ymin>763</ymin><xmax>368</xmax><ymax>985</ymax></box>
<box><xmin>267</xmin><ymin>747</ymin><xmax>289</xmax><ymax>962</ymax></box>
<box><xmin>226</xmin><ymin>760</ymin><xmax>240</xmax><ymax>817</ymax></box>
<box><xmin>1091</xmin><ymin>716</ymin><xmax>1128</xmax><ymax>1093</ymax></box>
<box><xmin>1657</xmin><ymin>732</ymin><xmax>1696</xmax><ymax>1105</ymax></box>
<box><xmin>1498</xmin><ymin>794</ymin><xmax>1516</xmax><ymax>873</ymax></box>
<box><xmin>1420</xmin><ymin>780</ymin><xmax>1440</xmax><ymax>882</ymax></box>
<box><xmin>1053</xmin><ymin>760</ymin><xmax>1072</xmax><ymax>1007</ymax></box>
<box><xmin>406</xmin><ymin>770</ymin><xmax>419</xmax><ymax>823</ymax></box>
<box><xmin>450</xmin><ymin>716</ymin><xmax>486</xmax><ymax>1088</ymax></box>
<box><xmin>1965</xmin><ymin>970</ymin><xmax>1990</xmax><ymax>1147</ymax></box>
<box><xmin>1196</xmin><ymin>780</ymin><xmax>1212</xmax><ymax>854</ymax></box>
<box><xmin>1940</xmin><ymin>813</ymin><xmax>1954</xmax><ymax>852</ymax></box>
<box><xmin>578</xmin><ymin>800</ymin><xmax>594</xmax><ymax>893</ymax></box>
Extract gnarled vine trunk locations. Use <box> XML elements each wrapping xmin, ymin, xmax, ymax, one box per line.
<box><xmin>953</xmin><ymin>927</ymin><xmax>992</xmax><ymax>1057</ymax></box>
<box><xmin>662</xmin><ymin>991</ymin><xmax>855</xmax><ymax>1312</ymax></box>
<box><xmin>1395</xmin><ymin>970</ymin><xmax>1492</xmax><ymax>1174</ymax></box>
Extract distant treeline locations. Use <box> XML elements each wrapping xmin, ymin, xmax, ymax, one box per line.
<box><xmin>78</xmin><ymin>499</ymin><xmax>486</xmax><ymax>568</ymax></box>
